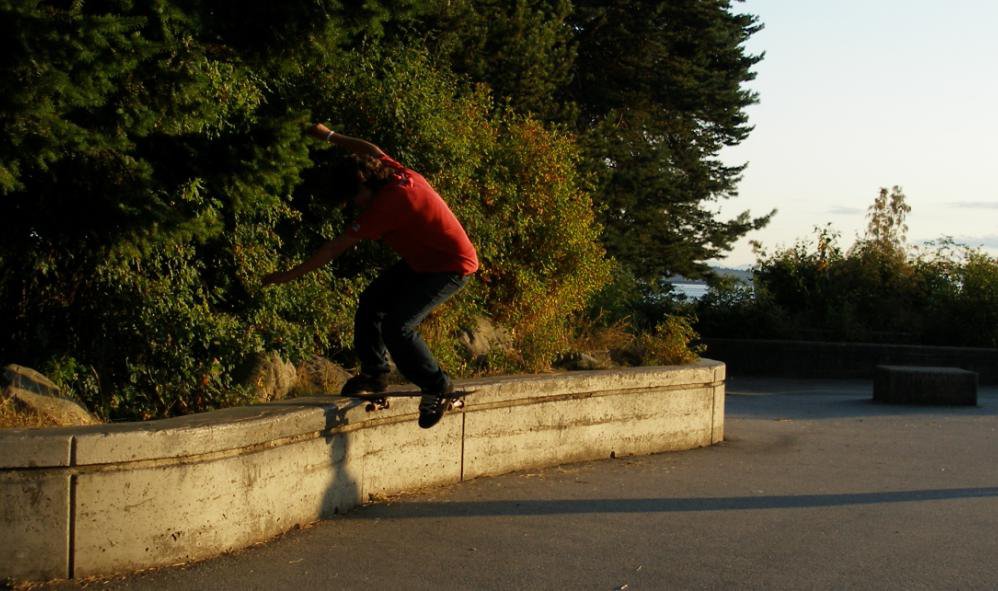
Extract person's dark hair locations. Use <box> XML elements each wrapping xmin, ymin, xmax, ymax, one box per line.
<box><xmin>322</xmin><ymin>153</ymin><xmax>399</xmax><ymax>205</ymax></box>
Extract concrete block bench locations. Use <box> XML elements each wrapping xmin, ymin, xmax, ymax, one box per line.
<box><xmin>873</xmin><ymin>365</ymin><xmax>978</xmax><ymax>405</ymax></box>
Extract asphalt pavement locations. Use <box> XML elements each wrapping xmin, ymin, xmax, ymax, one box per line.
<box><xmin>36</xmin><ymin>377</ymin><xmax>998</xmax><ymax>591</ymax></box>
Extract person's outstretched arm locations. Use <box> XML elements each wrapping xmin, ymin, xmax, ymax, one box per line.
<box><xmin>261</xmin><ymin>233</ymin><xmax>362</xmax><ymax>286</ymax></box>
<box><xmin>307</xmin><ymin>123</ymin><xmax>385</xmax><ymax>158</ymax></box>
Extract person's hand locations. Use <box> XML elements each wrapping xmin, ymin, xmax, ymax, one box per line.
<box><xmin>307</xmin><ymin>122</ymin><xmax>332</xmax><ymax>140</ymax></box>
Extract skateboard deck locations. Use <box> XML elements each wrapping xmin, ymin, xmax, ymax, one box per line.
<box><xmin>343</xmin><ymin>389</ymin><xmax>474</xmax><ymax>412</ymax></box>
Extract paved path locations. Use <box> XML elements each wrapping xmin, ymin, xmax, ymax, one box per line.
<box><xmin>40</xmin><ymin>378</ymin><xmax>998</xmax><ymax>590</ymax></box>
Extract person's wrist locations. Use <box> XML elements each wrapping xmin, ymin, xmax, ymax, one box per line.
<box><xmin>324</xmin><ymin>129</ymin><xmax>336</xmax><ymax>142</ymax></box>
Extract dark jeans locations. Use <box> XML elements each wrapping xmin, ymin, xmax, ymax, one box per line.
<box><xmin>355</xmin><ymin>261</ymin><xmax>469</xmax><ymax>393</ymax></box>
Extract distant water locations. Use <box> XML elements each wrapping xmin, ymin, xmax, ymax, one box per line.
<box><xmin>670</xmin><ymin>283</ymin><xmax>709</xmax><ymax>299</ymax></box>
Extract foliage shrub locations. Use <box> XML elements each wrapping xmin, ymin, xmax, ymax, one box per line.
<box><xmin>0</xmin><ymin>2</ymin><xmax>611</xmax><ymax>420</ymax></box>
<box><xmin>297</xmin><ymin>47</ymin><xmax>612</xmax><ymax>373</ymax></box>
<box><xmin>697</xmin><ymin>231</ymin><xmax>998</xmax><ymax>349</ymax></box>
<box><xmin>567</xmin><ymin>260</ymin><xmax>705</xmax><ymax>368</ymax></box>
<box><xmin>609</xmin><ymin>316</ymin><xmax>704</xmax><ymax>367</ymax></box>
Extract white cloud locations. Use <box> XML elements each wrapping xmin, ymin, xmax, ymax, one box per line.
<box><xmin>827</xmin><ymin>206</ymin><xmax>864</xmax><ymax>215</ymax></box>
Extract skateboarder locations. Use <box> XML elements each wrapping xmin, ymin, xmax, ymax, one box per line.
<box><xmin>262</xmin><ymin>123</ymin><xmax>479</xmax><ymax>428</ymax></box>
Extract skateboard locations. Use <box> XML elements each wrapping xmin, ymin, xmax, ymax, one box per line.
<box><xmin>343</xmin><ymin>389</ymin><xmax>474</xmax><ymax>412</ymax></box>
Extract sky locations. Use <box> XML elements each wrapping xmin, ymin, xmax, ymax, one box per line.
<box><xmin>716</xmin><ymin>0</ymin><xmax>998</xmax><ymax>267</ymax></box>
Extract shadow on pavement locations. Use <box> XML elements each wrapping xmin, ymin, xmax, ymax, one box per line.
<box><xmin>347</xmin><ymin>487</ymin><xmax>998</xmax><ymax>519</ymax></box>
<box><xmin>725</xmin><ymin>377</ymin><xmax>998</xmax><ymax>420</ymax></box>
<box><xmin>727</xmin><ymin>394</ymin><xmax>998</xmax><ymax>420</ymax></box>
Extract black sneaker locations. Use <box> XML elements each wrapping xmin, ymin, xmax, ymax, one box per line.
<box><xmin>418</xmin><ymin>383</ymin><xmax>456</xmax><ymax>429</ymax></box>
<box><xmin>340</xmin><ymin>373</ymin><xmax>388</xmax><ymax>397</ymax></box>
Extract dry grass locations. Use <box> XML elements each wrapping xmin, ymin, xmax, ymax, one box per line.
<box><xmin>565</xmin><ymin>316</ymin><xmax>703</xmax><ymax>369</ymax></box>
<box><xmin>0</xmin><ymin>394</ymin><xmax>56</xmax><ymax>429</ymax></box>
<box><xmin>570</xmin><ymin>318</ymin><xmax>634</xmax><ymax>357</ymax></box>
<box><xmin>621</xmin><ymin>316</ymin><xmax>704</xmax><ymax>366</ymax></box>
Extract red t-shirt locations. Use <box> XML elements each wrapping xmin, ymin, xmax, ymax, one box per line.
<box><xmin>346</xmin><ymin>156</ymin><xmax>479</xmax><ymax>275</ymax></box>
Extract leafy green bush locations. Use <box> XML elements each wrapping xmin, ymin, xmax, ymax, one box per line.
<box><xmin>0</xmin><ymin>2</ymin><xmax>309</xmax><ymax>419</ymax></box>
<box><xmin>0</xmin><ymin>2</ymin><xmax>612</xmax><ymax>420</ymax></box>
<box><xmin>612</xmin><ymin>316</ymin><xmax>704</xmax><ymax>367</ymax></box>
<box><xmin>913</xmin><ymin>242</ymin><xmax>998</xmax><ymax>348</ymax></box>
<box><xmin>298</xmin><ymin>46</ymin><xmax>612</xmax><ymax>373</ymax></box>
<box><xmin>697</xmin><ymin>226</ymin><xmax>998</xmax><ymax>349</ymax></box>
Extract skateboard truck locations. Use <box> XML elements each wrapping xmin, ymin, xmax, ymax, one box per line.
<box><xmin>345</xmin><ymin>391</ymin><xmax>470</xmax><ymax>413</ymax></box>
<box><xmin>364</xmin><ymin>397</ymin><xmax>390</xmax><ymax>412</ymax></box>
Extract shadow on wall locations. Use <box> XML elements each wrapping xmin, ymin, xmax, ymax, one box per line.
<box><xmin>267</xmin><ymin>398</ymin><xmax>364</xmax><ymax>519</ymax></box>
<box><xmin>322</xmin><ymin>399</ymin><xmax>362</xmax><ymax>518</ymax></box>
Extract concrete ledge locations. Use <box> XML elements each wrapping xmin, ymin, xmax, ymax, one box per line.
<box><xmin>873</xmin><ymin>365</ymin><xmax>978</xmax><ymax>405</ymax></box>
<box><xmin>0</xmin><ymin>360</ymin><xmax>725</xmax><ymax>581</ymax></box>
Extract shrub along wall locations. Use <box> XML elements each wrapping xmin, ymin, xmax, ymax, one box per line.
<box><xmin>0</xmin><ymin>4</ymin><xmax>609</xmax><ymax>420</ymax></box>
<box><xmin>697</xmin><ymin>230</ymin><xmax>998</xmax><ymax>351</ymax></box>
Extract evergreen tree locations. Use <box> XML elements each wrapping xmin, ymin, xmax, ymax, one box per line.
<box><xmin>405</xmin><ymin>1</ymin><xmax>772</xmax><ymax>281</ymax></box>
<box><xmin>568</xmin><ymin>0</ymin><xmax>772</xmax><ymax>281</ymax></box>
<box><xmin>415</xmin><ymin>0</ymin><xmax>577</xmax><ymax>121</ymax></box>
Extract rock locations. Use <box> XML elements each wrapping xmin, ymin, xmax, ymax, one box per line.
<box><xmin>554</xmin><ymin>351</ymin><xmax>610</xmax><ymax>371</ymax></box>
<box><xmin>2</xmin><ymin>386</ymin><xmax>101</xmax><ymax>427</ymax></box>
<box><xmin>610</xmin><ymin>346</ymin><xmax>644</xmax><ymax>367</ymax></box>
<box><xmin>236</xmin><ymin>352</ymin><xmax>298</xmax><ymax>403</ymax></box>
<box><xmin>293</xmin><ymin>356</ymin><xmax>351</xmax><ymax>396</ymax></box>
<box><xmin>2</xmin><ymin>364</ymin><xmax>99</xmax><ymax>427</ymax></box>
<box><xmin>459</xmin><ymin>317</ymin><xmax>513</xmax><ymax>359</ymax></box>
<box><xmin>3</xmin><ymin>364</ymin><xmax>61</xmax><ymax>397</ymax></box>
